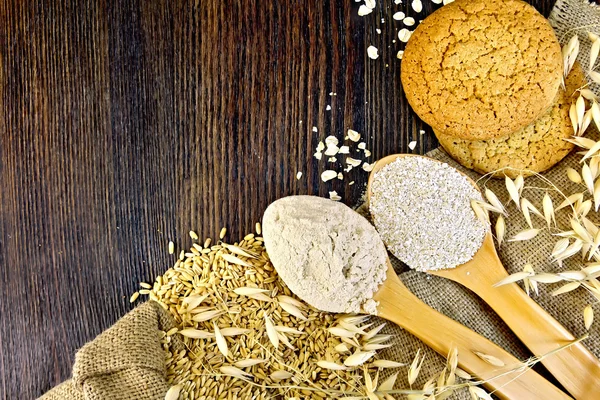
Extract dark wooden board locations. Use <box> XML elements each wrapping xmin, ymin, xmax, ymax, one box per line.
<box><xmin>0</xmin><ymin>0</ymin><xmax>558</xmax><ymax>397</ymax></box>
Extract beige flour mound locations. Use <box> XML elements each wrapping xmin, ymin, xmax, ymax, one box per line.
<box><xmin>262</xmin><ymin>195</ymin><xmax>388</xmax><ymax>314</ymax></box>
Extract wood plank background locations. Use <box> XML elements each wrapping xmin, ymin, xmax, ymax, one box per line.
<box><xmin>0</xmin><ymin>0</ymin><xmax>559</xmax><ymax>397</ymax></box>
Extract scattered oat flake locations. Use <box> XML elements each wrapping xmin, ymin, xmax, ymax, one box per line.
<box><xmin>364</xmin><ymin>149</ymin><xmax>372</xmax><ymax>157</ymax></box>
<box><xmin>411</xmin><ymin>0</ymin><xmax>422</xmax><ymax>12</ymax></box>
<box><xmin>325</xmin><ymin>144</ymin><xmax>340</xmax><ymax>156</ymax></box>
<box><xmin>358</xmin><ymin>5</ymin><xmax>373</xmax><ymax>16</ymax></box>
<box><xmin>397</xmin><ymin>50</ymin><xmax>404</xmax><ymax>59</ymax></box>
<box><xmin>376</xmin><ymin>28</ymin><xmax>381</xmax><ymax>34</ymax></box>
<box><xmin>326</xmin><ymin>105</ymin><xmax>331</xmax><ymax>111</ymax></box>
<box><xmin>347</xmin><ymin>129</ymin><xmax>361</xmax><ymax>142</ymax></box>
<box><xmin>312</xmin><ymin>126</ymin><xmax>318</xmax><ymax>132</ymax></box>
<box><xmin>325</xmin><ymin>135</ymin><xmax>339</xmax><ymax>146</ymax></box>
<box><xmin>367</xmin><ymin>45</ymin><xmax>379</xmax><ymax>59</ymax></box>
<box><xmin>358</xmin><ymin>142</ymin><xmax>367</xmax><ymax>149</ymax></box>
<box><xmin>443</xmin><ymin>0</ymin><xmax>454</xmax><ymax>4</ymax></box>
<box><xmin>337</xmin><ymin>172</ymin><xmax>343</xmax><ymax>180</ymax></box>
<box><xmin>403</xmin><ymin>17</ymin><xmax>415</xmax><ymax>26</ymax></box>
<box><xmin>365</xmin><ymin>0</ymin><xmax>376</xmax><ymax>8</ymax></box>
<box><xmin>393</xmin><ymin>11</ymin><xmax>405</xmax><ymax>20</ymax></box>
<box><xmin>394</xmin><ymin>0</ymin><xmax>402</xmax><ymax>3</ymax></box>
<box><xmin>398</xmin><ymin>28</ymin><xmax>412</xmax><ymax>42</ymax></box>
<box><xmin>314</xmin><ymin>152</ymin><xmax>322</xmax><ymax>160</ymax></box>
<box><xmin>408</xmin><ymin>141</ymin><xmax>417</xmax><ymax>150</ymax></box>
<box><xmin>321</xmin><ymin>170</ymin><xmax>338</xmax><ymax>182</ymax></box>
<box><xmin>432</xmin><ymin>0</ymin><xmax>442</xmax><ymax>3</ymax></box>
<box><xmin>339</xmin><ymin>145</ymin><xmax>350</xmax><ymax>154</ymax></box>
<box><xmin>296</xmin><ymin>171</ymin><xmax>302</xmax><ymax>180</ymax></box>
<box><xmin>362</xmin><ymin>162</ymin><xmax>374</xmax><ymax>172</ymax></box>
<box><xmin>328</xmin><ymin>157</ymin><xmax>337</xmax><ymax>163</ymax></box>
<box><xmin>419</xmin><ymin>129</ymin><xmax>425</xmax><ymax>135</ymax></box>
<box><xmin>346</xmin><ymin>157</ymin><xmax>362</xmax><ymax>167</ymax></box>
<box><xmin>316</xmin><ymin>141</ymin><xmax>325</xmax><ymax>151</ymax></box>
<box><xmin>349</xmin><ymin>181</ymin><xmax>355</xmax><ymax>185</ymax></box>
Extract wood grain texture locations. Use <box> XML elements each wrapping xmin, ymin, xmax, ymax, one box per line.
<box><xmin>0</xmin><ymin>0</ymin><xmax>558</xmax><ymax>397</ymax></box>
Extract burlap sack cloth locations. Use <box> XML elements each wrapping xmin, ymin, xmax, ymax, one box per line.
<box><xmin>41</xmin><ymin>1</ymin><xmax>600</xmax><ymax>399</ymax></box>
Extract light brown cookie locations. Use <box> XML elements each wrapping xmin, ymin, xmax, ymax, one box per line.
<box><xmin>435</xmin><ymin>63</ymin><xmax>586</xmax><ymax>178</ymax></box>
<box><xmin>401</xmin><ymin>0</ymin><xmax>563</xmax><ymax>140</ymax></box>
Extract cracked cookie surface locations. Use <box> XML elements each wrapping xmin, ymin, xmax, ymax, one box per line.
<box><xmin>401</xmin><ymin>0</ymin><xmax>563</xmax><ymax>140</ymax></box>
<box><xmin>435</xmin><ymin>63</ymin><xmax>585</xmax><ymax>178</ymax></box>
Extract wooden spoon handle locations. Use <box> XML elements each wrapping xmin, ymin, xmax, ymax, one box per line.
<box><xmin>474</xmin><ymin>278</ymin><xmax>600</xmax><ymax>399</ymax></box>
<box><xmin>432</xmin><ymin>234</ymin><xmax>600</xmax><ymax>399</ymax></box>
<box><xmin>375</xmin><ymin>270</ymin><xmax>570</xmax><ymax>400</ymax></box>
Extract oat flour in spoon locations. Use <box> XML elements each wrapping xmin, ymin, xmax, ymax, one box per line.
<box><xmin>262</xmin><ymin>195</ymin><xmax>387</xmax><ymax>314</ymax></box>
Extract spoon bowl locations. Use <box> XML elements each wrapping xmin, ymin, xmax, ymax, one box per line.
<box><xmin>368</xmin><ymin>154</ymin><xmax>600</xmax><ymax>399</ymax></box>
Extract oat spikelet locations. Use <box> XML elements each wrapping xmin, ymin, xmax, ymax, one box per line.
<box><xmin>264</xmin><ymin>314</ymin><xmax>279</xmax><ymax>348</ymax></box>
<box><xmin>214</xmin><ymin>322</ymin><xmax>228</xmax><ymax>357</ymax></box>
<box><xmin>219</xmin><ymin>327</ymin><xmax>250</xmax><ymax>336</ymax></box>
<box><xmin>471</xmin><ymin>200</ymin><xmax>490</xmax><ymax>224</ymax></box>
<box><xmin>592</xmin><ymin>102</ymin><xmax>600</xmax><ymax>131</ymax></box>
<box><xmin>530</xmin><ymin>273</ymin><xmax>563</xmax><ymax>283</ymax></box>
<box><xmin>495</xmin><ymin>215</ymin><xmax>506</xmax><ymax>246</ymax></box>
<box><xmin>584</xmin><ymin>305</ymin><xmax>594</xmax><ymax>330</ymax></box>
<box><xmin>224</xmin><ymin>244</ymin><xmax>257</xmax><ymax>259</ymax></box>
<box><xmin>582</xmin><ymin>164</ymin><xmax>594</xmax><ymax>195</ymax></box>
<box><xmin>183</xmin><ymin>294</ymin><xmax>209</xmax><ymax>310</ymax></box>
<box><xmin>589</xmin><ymin>70</ymin><xmax>600</xmax><ymax>85</ymax></box>
<box><xmin>484</xmin><ymin>188</ymin><xmax>505</xmax><ymax>214</ymax></box>
<box><xmin>582</xmin><ymin>110</ymin><xmax>594</xmax><ymax>135</ymax></box>
<box><xmin>556</xmin><ymin>193</ymin><xmax>584</xmax><ymax>211</ymax></box>
<box><xmin>279</xmin><ymin>301</ymin><xmax>307</xmax><ymax>320</ymax></box>
<box><xmin>344</xmin><ymin>350</ymin><xmax>376</xmax><ymax>367</ymax></box>
<box><xmin>221</xmin><ymin>253</ymin><xmax>251</xmax><ymax>267</ymax></box>
<box><xmin>178</xmin><ymin>328</ymin><xmax>214</xmax><ymax>339</ymax></box>
<box><xmin>316</xmin><ymin>360</ymin><xmax>348</xmax><ymax>370</ymax></box>
<box><xmin>552</xmin><ymin>281</ymin><xmax>581</xmax><ymax>296</ymax></box>
<box><xmin>165</xmin><ymin>384</ymin><xmax>183</xmax><ymax>400</ymax></box>
<box><xmin>192</xmin><ymin>310</ymin><xmax>223</xmax><ymax>322</ymax></box>
<box><xmin>577</xmin><ymin>96</ymin><xmax>586</xmax><ymax>132</ymax></box>
<box><xmin>508</xmin><ymin>228</ymin><xmax>540</xmax><ymax>242</ymax></box>
<box><xmin>372</xmin><ymin>359</ymin><xmax>406</xmax><ymax>368</ymax></box>
<box><xmin>469</xmin><ymin>386</ymin><xmax>494</xmax><ymax>400</ymax></box>
<box><xmin>542</xmin><ymin>193</ymin><xmax>555</xmax><ymax>228</ymax></box>
<box><xmin>570</xmin><ymin>103</ymin><xmax>579</xmax><ymax>135</ymax></box>
<box><xmin>328</xmin><ymin>326</ymin><xmax>356</xmax><ymax>338</ymax></box>
<box><xmin>473</xmin><ymin>351</ymin><xmax>505</xmax><ymax>367</ymax></box>
<box><xmin>493</xmin><ymin>271</ymin><xmax>532</xmax><ymax>287</ymax></box>
<box><xmin>562</xmin><ymin>35</ymin><xmax>579</xmax><ymax>77</ymax></box>
<box><xmin>566</xmin><ymin>168</ymin><xmax>582</xmax><ymax>183</ymax></box>
<box><xmin>407</xmin><ymin>349</ymin><xmax>425</xmax><ymax>386</ymax></box>
<box><xmin>219</xmin><ymin>365</ymin><xmax>252</xmax><ymax>379</ymax></box>
<box><xmin>233</xmin><ymin>287</ymin><xmax>269</xmax><ymax>296</ymax></box>
<box><xmin>505</xmin><ymin>177</ymin><xmax>521</xmax><ymax>209</ymax></box>
<box><xmin>378</xmin><ymin>372</ymin><xmax>398</xmax><ymax>391</ymax></box>
<box><xmin>520</xmin><ymin>198</ymin><xmax>542</xmax><ymax>228</ymax></box>
<box><xmin>234</xmin><ymin>358</ymin><xmax>266</xmax><ymax>368</ymax></box>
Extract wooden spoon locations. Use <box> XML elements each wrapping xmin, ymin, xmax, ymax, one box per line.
<box><xmin>374</xmin><ymin>262</ymin><xmax>570</xmax><ymax>399</ymax></box>
<box><xmin>368</xmin><ymin>154</ymin><xmax>600</xmax><ymax>399</ymax></box>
